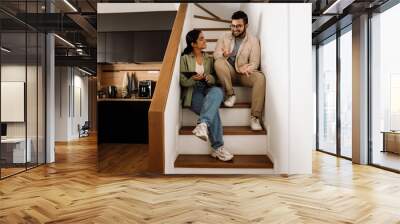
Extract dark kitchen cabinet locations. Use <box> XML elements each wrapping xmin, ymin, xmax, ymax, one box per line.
<box><xmin>97</xmin><ymin>31</ymin><xmax>171</xmax><ymax>63</ymax></box>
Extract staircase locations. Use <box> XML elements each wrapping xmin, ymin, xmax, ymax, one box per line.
<box><xmin>175</xmin><ymin>4</ymin><xmax>273</xmax><ymax>171</ymax></box>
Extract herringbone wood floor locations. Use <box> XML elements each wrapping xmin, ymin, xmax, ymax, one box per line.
<box><xmin>1</xmin><ymin>135</ymin><xmax>400</xmax><ymax>224</ymax></box>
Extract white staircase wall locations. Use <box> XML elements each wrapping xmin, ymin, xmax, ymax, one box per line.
<box><xmin>287</xmin><ymin>4</ymin><xmax>313</xmax><ymax>174</ymax></box>
<box><xmin>241</xmin><ymin>3</ymin><xmax>313</xmax><ymax>174</ymax></box>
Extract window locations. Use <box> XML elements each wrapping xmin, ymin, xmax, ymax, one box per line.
<box><xmin>317</xmin><ymin>36</ymin><xmax>337</xmax><ymax>155</ymax></box>
<box><xmin>340</xmin><ymin>29</ymin><xmax>352</xmax><ymax>158</ymax></box>
<box><xmin>370</xmin><ymin>3</ymin><xmax>400</xmax><ymax>171</ymax></box>
<box><xmin>317</xmin><ymin>26</ymin><xmax>353</xmax><ymax>159</ymax></box>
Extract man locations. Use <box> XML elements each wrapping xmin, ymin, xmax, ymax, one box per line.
<box><xmin>213</xmin><ymin>10</ymin><xmax>265</xmax><ymax>131</ymax></box>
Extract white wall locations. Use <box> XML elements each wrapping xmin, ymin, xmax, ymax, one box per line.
<box><xmin>71</xmin><ymin>74</ymin><xmax>89</xmax><ymax>138</ymax></box>
<box><xmin>55</xmin><ymin>67</ymin><xmax>69</xmax><ymax>141</ymax></box>
<box><xmin>241</xmin><ymin>3</ymin><xmax>313</xmax><ymax>174</ymax></box>
<box><xmin>55</xmin><ymin>67</ymin><xmax>89</xmax><ymax>141</ymax></box>
<box><xmin>312</xmin><ymin>45</ymin><xmax>317</xmax><ymax>150</ymax></box>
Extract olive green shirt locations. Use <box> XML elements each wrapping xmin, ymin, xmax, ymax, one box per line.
<box><xmin>180</xmin><ymin>52</ymin><xmax>217</xmax><ymax>107</ymax></box>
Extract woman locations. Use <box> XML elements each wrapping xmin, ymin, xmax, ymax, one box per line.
<box><xmin>180</xmin><ymin>29</ymin><xmax>233</xmax><ymax>162</ymax></box>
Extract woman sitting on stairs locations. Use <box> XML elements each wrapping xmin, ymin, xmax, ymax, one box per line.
<box><xmin>180</xmin><ymin>29</ymin><xmax>234</xmax><ymax>162</ymax></box>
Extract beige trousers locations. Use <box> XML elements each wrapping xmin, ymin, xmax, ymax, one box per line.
<box><xmin>214</xmin><ymin>58</ymin><xmax>265</xmax><ymax>118</ymax></box>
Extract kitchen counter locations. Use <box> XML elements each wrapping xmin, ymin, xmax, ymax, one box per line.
<box><xmin>97</xmin><ymin>97</ymin><xmax>152</xmax><ymax>102</ymax></box>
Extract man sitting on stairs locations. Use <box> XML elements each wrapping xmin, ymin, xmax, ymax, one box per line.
<box><xmin>214</xmin><ymin>10</ymin><xmax>265</xmax><ymax>131</ymax></box>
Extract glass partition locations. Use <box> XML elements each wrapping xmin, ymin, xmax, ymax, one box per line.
<box><xmin>0</xmin><ymin>1</ymin><xmax>46</xmax><ymax>179</ymax></box>
<box><xmin>1</xmin><ymin>24</ymin><xmax>28</xmax><ymax>178</ymax></box>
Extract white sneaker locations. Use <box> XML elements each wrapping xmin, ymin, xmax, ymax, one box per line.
<box><xmin>192</xmin><ymin>122</ymin><xmax>208</xmax><ymax>142</ymax></box>
<box><xmin>224</xmin><ymin>95</ymin><xmax>236</xmax><ymax>107</ymax></box>
<box><xmin>211</xmin><ymin>146</ymin><xmax>234</xmax><ymax>161</ymax></box>
<box><xmin>250</xmin><ymin>116</ymin><xmax>263</xmax><ymax>131</ymax></box>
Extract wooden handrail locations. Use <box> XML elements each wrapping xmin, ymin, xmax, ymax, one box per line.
<box><xmin>148</xmin><ymin>4</ymin><xmax>188</xmax><ymax>173</ymax></box>
<box><xmin>194</xmin><ymin>3</ymin><xmax>220</xmax><ymax>20</ymax></box>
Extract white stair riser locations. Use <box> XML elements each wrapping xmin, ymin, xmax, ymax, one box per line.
<box><xmin>202</xmin><ymin>30</ymin><xmax>227</xmax><ymax>40</ymax></box>
<box><xmin>167</xmin><ymin>168</ymin><xmax>274</xmax><ymax>175</ymax></box>
<box><xmin>178</xmin><ymin>135</ymin><xmax>267</xmax><ymax>155</ymax></box>
<box><xmin>182</xmin><ymin>108</ymin><xmax>251</xmax><ymax>126</ymax></box>
<box><xmin>205</xmin><ymin>42</ymin><xmax>217</xmax><ymax>52</ymax></box>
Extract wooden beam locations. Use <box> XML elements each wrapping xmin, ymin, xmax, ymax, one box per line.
<box><xmin>67</xmin><ymin>14</ymin><xmax>97</xmax><ymax>39</ymax></box>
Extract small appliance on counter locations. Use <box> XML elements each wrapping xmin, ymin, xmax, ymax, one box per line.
<box><xmin>138</xmin><ymin>80</ymin><xmax>151</xmax><ymax>98</ymax></box>
<box><xmin>97</xmin><ymin>90</ymin><xmax>106</xmax><ymax>99</ymax></box>
<box><xmin>107</xmin><ymin>86</ymin><xmax>117</xmax><ymax>98</ymax></box>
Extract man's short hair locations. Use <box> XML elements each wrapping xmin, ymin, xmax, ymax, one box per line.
<box><xmin>232</xmin><ymin>11</ymin><xmax>248</xmax><ymax>25</ymax></box>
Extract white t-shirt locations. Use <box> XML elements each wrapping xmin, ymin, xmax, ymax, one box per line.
<box><xmin>195</xmin><ymin>62</ymin><xmax>204</xmax><ymax>76</ymax></box>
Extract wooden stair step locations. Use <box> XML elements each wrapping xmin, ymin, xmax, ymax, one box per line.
<box><xmin>206</xmin><ymin>38</ymin><xmax>218</xmax><ymax>42</ymax></box>
<box><xmin>194</xmin><ymin>15</ymin><xmax>231</xmax><ymax>24</ymax></box>
<box><xmin>183</xmin><ymin>102</ymin><xmax>251</xmax><ymax>109</ymax></box>
<box><xmin>174</xmin><ymin>154</ymin><xmax>273</xmax><ymax>169</ymax></box>
<box><xmin>180</xmin><ymin>126</ymin><xmax>266</xmax><ymax>135</ymax></box>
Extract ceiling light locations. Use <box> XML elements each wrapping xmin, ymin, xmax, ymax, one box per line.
<box><xmin>54</xmin><ymin>34</ymin><xmax>75</xmax><ymax>48</ymax></box>
<box><xmin>1</xmin><ymin>47</ymin><xmax>11</xmax><ymax>53</ymax></box>
<box><xmin>63</xmin><ymin>0</ymin><xmax>78</xmax><ymax>12</ymax></box>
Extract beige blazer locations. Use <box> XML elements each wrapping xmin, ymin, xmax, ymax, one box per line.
<box><xmin>213</xmin><ymin>31</ymin><xmax>261</xmax><ymax>73</ymax></box>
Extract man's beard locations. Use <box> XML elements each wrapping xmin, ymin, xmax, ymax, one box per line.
<box><xmin>232</xmin><ymin>29</ymin><xmax>246</xmax><ymax>38</ymax></box>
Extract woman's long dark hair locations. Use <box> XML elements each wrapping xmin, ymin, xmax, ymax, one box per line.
<box><xmin>181</xmin><ymin>29</ymin><xmax>201</xmax><ymax>56</ymax></box>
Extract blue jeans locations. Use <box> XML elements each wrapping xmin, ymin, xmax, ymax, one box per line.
<box><xmin>191</xmin><ymin>82</ymin><xmax>224</xmax><ymax>150</ymax></box>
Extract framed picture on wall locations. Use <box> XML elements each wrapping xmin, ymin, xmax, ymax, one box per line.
<box><xmin>1</xmin><ymin>81</ymin><xmax>25</xmax><ymax>122</ymax></box>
